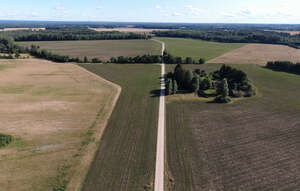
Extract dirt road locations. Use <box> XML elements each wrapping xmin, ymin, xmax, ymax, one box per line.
<box><xmin>154</xmin><ymin>39</ymin><xmax>165</xmax><ymax>191</ymax></box>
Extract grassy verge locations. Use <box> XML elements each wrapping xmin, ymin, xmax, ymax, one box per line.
<box><xmin>165</xmin><ymin>64</ymin><xmax>300</xmax><ymax>190</ymax></box>
<box><xmin>80</xmin><ymin>64</ymin><xmax>160</xmax><ymax>191</ymax></box>
<box><xmin>155</xmin><ymin>37</ymin><xmax>244</xmax><ymax>61</ymax></box>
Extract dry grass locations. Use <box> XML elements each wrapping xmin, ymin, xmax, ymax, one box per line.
<box><xmin>0</xmin><ymin>59</ymin><xmax>119</xmax><ymax>191</ymax></box>
<box><xmin>209</xmin><ymin>44</ymin><xmax>300</xmax><ymax>65</ymax></box>
<box><xmin>90</xmin><ymin>27</ymin><xmax>170</xmax><ymax>33</ymax></box>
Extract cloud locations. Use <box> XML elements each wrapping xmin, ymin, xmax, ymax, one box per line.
<box><xmin>155</xmin><ymin>5</ymin><xmax>161</xmax><ymax>9</ymax></box>
<box><xmin>96</xmin><ymin>6</ymin><xmax>103</xmax><ymax>10</ymax></box>
<box><xmin>185</xmin><ymin>5</ymin><xmax>202</xmax><ymax>15</ymax></box>
<box><xmin>172</xmin><ymin>12</ymin><xmax>184</xmax><ymax>17</ymax></box>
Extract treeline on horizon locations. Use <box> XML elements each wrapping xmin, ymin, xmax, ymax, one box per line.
<box><xmin>0</xmin><ymin>27</ymin><xmax>151</xmax><ymax>41</ymax></box>
<box><xmin>153</xmin><ymin>30</ymin><xmax>300</xmax><ymax>49</ymax></box>
<box><xmin>266</xmin><ymin>61</ymin><xmax>300</xmax><ymax>75</ymax></box>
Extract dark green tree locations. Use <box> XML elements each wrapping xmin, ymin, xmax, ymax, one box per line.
<box><xmin>184</xmin><ymin>70</ymin><xmax>193</xmax><ymax>90</ymax></box>
<box><xmin>198</xmin><ymin>58</ymin><xmax>205</xmax><ymax>64</ymax></box>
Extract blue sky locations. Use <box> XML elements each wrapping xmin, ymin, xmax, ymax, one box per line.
<box><xmin>1</xmin><ymin>0</ymin><xmax>300</xmax><ymax>23</ymax></box>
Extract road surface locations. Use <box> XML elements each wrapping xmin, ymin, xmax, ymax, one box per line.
<box><xmin>154</xmin><ymin>39</ymin><xmax>165</xmax><ymax>191</ymax></box>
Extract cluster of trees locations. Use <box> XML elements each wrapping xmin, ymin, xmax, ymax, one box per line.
<box><xmin>266</xmin><ymin>61</ymin><xmax>300</xmax><ymax>75</ymax></box>
<box><xmin>165</xmin><ymin>64</ymin><xmax>255</xmax><ymax>103</ymax></box>
<box><xmin>0</xmin><ymin>36</ymin><xmax>20</xmax><ymax>54</ymax></box>
<box><xmin>164</xmin><ymin>51</ymin><xmax>205</xmax><ymax>65</ymax></box>
<box><xmin>153</xmin><ymin>30</ymin><xmax>300</xmax><ymax>49</ymax></box>
<box><xmin>0</xmin><ymin>133</ymin><xmax>13</xmax><ymax>147</ymax></box>
<box><xmin>1</xmin><ymin>27</ymin><xmax>151</xmax><ymax>41</ymax></box>
<box><xmin>110</xmin><ymin>55</ymin><xmax>161</xmax><ymax>64</ymax></box>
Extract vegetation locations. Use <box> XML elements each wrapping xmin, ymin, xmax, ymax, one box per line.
<box><xmin>156</xmin><ymin>37</ymin><xmax>245</xmax><ymax>61</ymax></box>
<box><xmin>165</xmin><ymin>63</ymin><xmax>300</xmax><ymax>190</ymax></box>
<box><xmin>18</xmin><ymin>39</ymin><xmax>161</xmax><ymax>62</ymax></box>
<box><xmin>0</xmin><ymin>133</ymin><xmax>13</xmax><ymax>148</ymax></box>
<box><xmin>163</xmin><ymin>51</ymin><xmax>205</xmax><ymax>65</ymax></box>
<box><xmin>80</xmin><ymin>64</ymin><xmax>160</xmax><ymax>191</ymax></box>
<box><xmin>266</xmin><ymin>61</ymin><xmax>300</xmax><ymax>75</ymax></box>
<box><xmin>166</xmin><ymin>64</ymin><xmax>255</xmax><ymax>103</ymax></box>
<box><xmin>1</xmin><ymin>27</ymin><xmax>151</xmax><ymax>41</ymax></box>
<box><xmin>154</xmin><ymin>29</ymin><xmax>300</xmax><ymax>49</ymax></box>
<box><xmin>110</xmin><ymin>54</ymin><xmax>161</xmax><ymax>64</ymax></box>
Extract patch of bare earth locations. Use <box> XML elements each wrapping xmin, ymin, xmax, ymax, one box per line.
<box><xmin>209</xmin><ymin>44</ymin><xmax>300</xmax><ymax>65</ymax></box>
<box><xmin>0</xmin><ymin>59</ymin><xmax>120</xmax><ymax>191</ymax></box>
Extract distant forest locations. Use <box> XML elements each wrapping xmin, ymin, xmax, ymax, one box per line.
<box><xmin>0</xmin><ymin>27</ymin><xmax>150</xmax><ymax>41</ymax></box>
<box><xmin>153</xmin><ymin>30</ymin><xmax>300</xmax><ymax>49</ymax></box>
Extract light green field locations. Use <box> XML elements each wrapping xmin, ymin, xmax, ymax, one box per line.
<box><xmin>18</xmin><ymin>40</ymin><xmax>162</xmax><ymax>61</ymax></box>
<box><xmin>156</xmin><ymin>37</ymin><xmax>245</xmax><ymax>61</ymax></box>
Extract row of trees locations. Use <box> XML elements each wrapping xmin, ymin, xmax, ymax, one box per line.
<box><xmin>164</xmin><ymin>51</ymin><xmax>205</xmax><ymax>65</ymax></box>
<box><xmin>266</xmin><ymin>61</ymin><xmax>300</xmax><ymax>75</ymax></box>
<box><xmin>110</xmin><ymin>55</ymin><xmax>161</xmax><ymax>64</ymax></box>
<box><xmin>153</xmin><ymin>30</ymin><xmax>300</xmax><ymax>49</ymax></box>
<box><xmin>28</xmin><ymin>45</ymin><xmax>102</xmax><ymax>63</ymax></box>
<box><xmin>1</xmin><ymin>28</ymin><xmax>151</xmax><ymax>41</ymax></box>
<box><xmin>165</xmin><ymin>64</ymin><xmax>256</xmax><ymax>103</ymax></box>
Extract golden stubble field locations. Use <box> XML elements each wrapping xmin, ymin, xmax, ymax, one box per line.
<box><xmin>0</xmin><ymin>59</ymin><xmax>120</xmax><ymax>191</ymax></box>
<box><xmin>209</xmin><ymin>44</ymin><xmax>300</xmax><ymax>65</ymax></box>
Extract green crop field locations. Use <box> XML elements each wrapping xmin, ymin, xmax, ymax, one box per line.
<box><xmin>18</xmin><ymin>40</ymin><xmax>162</xmax><ymax>61</ymax></box>
<box><xmin>80</xmin><ymin>64</ymin><xmax>160</xmax><ymax>191</ymax></box>
<box><xmin>156</xmin><ymin>37</ymin><xmax>245</xmax><ymax>61</ymax></box>
<box><xmin>165</xmin><ymin>64</ymin><xmax>300</xmax><ymax>190</ymax></box>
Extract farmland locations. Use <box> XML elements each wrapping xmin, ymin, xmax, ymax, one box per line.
<box><xmin>0</xmin><ymin>59</ymin><xmax>119</xmax><ymax>191</ymax></box>
<box><xmin>165</xmin><ymin>63</ymin><xmax>300</xmax><ymax>190</ymax></box>
<box><xmin>155</xmin><ymin>37</ymin><xmax>245</xmax><ymax>61</ymax></box>
<box><xmin>209</xmin><ymin>44</ymin><xmax>300</xmax><ymax>65</ymax></box>
<box><xmin>80</xmin><ymin>64</ymin><xmax>160</xmax><ymax>191</ymax></box>
<box><xmin>18</xmin><ymin>40</ymin><xmax>161</xmax><ymax>61</ymax></box>
<box><xmin>90</xmin><ymin>27</ymin><xmax>170</xmax><ymax>33</ymax></box>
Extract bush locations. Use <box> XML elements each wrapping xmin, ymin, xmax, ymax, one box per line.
<box><xmin>0</xmin><ymin>133</ymin><xmax>13</xmax><ymax>147</ymax></box>
<box><xmin>215</xmin><ymin>95</ymin><xmax>232</xmax><ymax>103</ymax></box>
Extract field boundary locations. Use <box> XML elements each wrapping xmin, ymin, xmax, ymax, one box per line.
<box><xmin>66</xmin><ymin>63</ymin><xmax>121</xmax><ymax>191</ymax></box>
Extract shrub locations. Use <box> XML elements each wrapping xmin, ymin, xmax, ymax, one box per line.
<box><xmin>0</xmin><ymin>134</ymin><xmax>13</xmax><ymax>147</ymax></box>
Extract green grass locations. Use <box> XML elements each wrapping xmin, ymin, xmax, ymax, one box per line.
<box><xmin>18</xmin><ymin>40</ymin><xmax>162</xmax><ymax>61</ymax></box>
<box><xmin>165</xmin><ymin>64</ymin><xmax>300</xmax><ymax>190</ymax></box>
<box><xmin>80</xmin><ymin>64</ymin><xmax>160</xmax><ymax>191</ymax></box>
<box><xmin>156</xmin><ymin>37</ymin><xmax>245</xmax><ymax>61</ymax></box>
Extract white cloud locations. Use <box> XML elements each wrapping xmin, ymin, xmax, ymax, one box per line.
<box><xmin>155</xmin><ymin>5</ymin><xmax>161</xmax><ymax>9</ymax></box>
<box><xmin>172</xmin><ymin>12</ymin><xmax>184</xmax><ymax>17</ymax></box>
<box><xmin>185</xmin><ymin>5</ymin><xmax>202</xmax><ymax>15</ymax></box>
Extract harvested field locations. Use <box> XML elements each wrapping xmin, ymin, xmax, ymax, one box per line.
<box><xmin>165</xmin><ymin>64</ymin><xmax>300</xmax><ymax>190</ymax></box>
<box><xmin>80</xmin><ymin>64</ymin><xmax>160</xmax><ymax>191</ymax></box>
<box><xmin>209</xmin><ymin>44</ymin><xmax>300</xmax><ymax>65</ymax></box>
<box><xmin>156</xmin><ymin>37</ymin><xmax>245</xmax><ymax>61</ymax></box>
<box><xmin>0</xmin><ymin>59</ymin><xmax>119</xmax><ymax>191</ymax></box>
<box><xmin>18</xmin><ymin>40</ymin><xmax>161</xmax><ymax>61</ymax></box>
<box><xmin>90</xmin><ymin>27</ymin><xmax>170</xmax><ymax>33</ymax></box>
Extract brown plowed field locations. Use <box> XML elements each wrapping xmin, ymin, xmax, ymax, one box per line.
<box><xmin>209</xmin><ymin>44</ymin><xmax>300</xmax><ymax>65</ymax></box>
<box><xmin>165</xmin><ymin>64</ymin><xmax>300</xmax><ymax>190</ymax></box>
